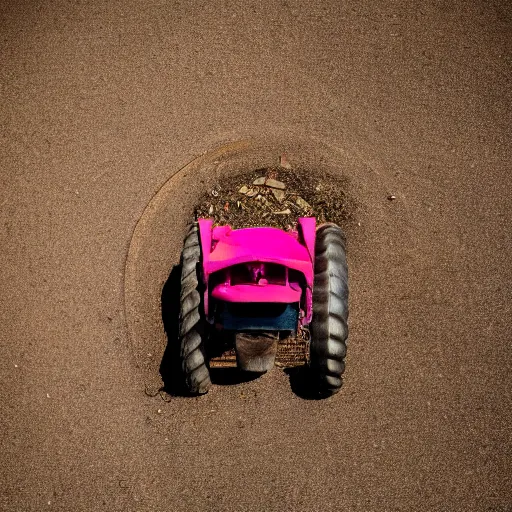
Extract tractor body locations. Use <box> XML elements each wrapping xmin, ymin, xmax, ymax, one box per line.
<box><xmin>178</xmin><ymin>218</ymin><xmax>348</xmax><ymax>395</ymax></box>
<box><xmin>197</xmin><ymin>218</ymin><xmax>316</xmax><ymax>371</ymax></box>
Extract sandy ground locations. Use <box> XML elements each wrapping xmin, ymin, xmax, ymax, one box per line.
<box><xmin>1</xmin><ymin>1</ymin><xmax>511</xmax><ymax>511</ymax></box>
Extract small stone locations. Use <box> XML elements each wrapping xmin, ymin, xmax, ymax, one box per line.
<box><xmin>274</xmin><ymin>208</ymin><xmax>291</xmax><ymax>215</ymax></box>
<box><xmin>253</xmin><ymin>177</ymin><xmax>266</xmax><ymax>186</ymax></box>
<box><xmin>238</xmin><ymin>185</ymin><xmax>249</xmax><ymax>194</ymax></box>
<box><xmin>144</xmin><ymin>384</ymin><xmax>160</xmax><ymax>397</ymax></box>
<box><xmin>296</xmin><ymin>196</ymin><xmax>312</xmax><ymax>210</ymax></box>
<box><xmin>14</xmin><ymin>364</ymin><xmax>18</xmax><ymax>368</ymax></box>
<box><xmin>265</xmin><ymin>178</ymin><xmax>285</xmax><ymax>190</ymax></box>
<box><xmin>208</xmin><ymin>205</ymin><xmax>214</xmax><ymax>215</ymax></box>
<box><xmin>157</xmin><ymin>409</ymin><xmax>162</xmax><ymax>414</ymax></box>
<box><xmin>272</xmin><ymin>188</ymin><xmax>285</xmax><ymax>202</ymax></box>
<box><xmin>46</xmin><ymin>393</ymin><xmax>50</xmax><ymax>398</ymax></box>
<box><xmin>159</xmin><ymin>390</ymin><xmax>172</xmax><ymax>402</ymax></box>
<box><xmin>387</xmin><ymin>195</ymin><xmax>396</xmax><ymax>201</ymax></box>
<box><xmin>223</xmin><ymin>202</ymin><xmax>229</xmax><ymax>212</ymax></box>
<box><xmin>280</xmin><ymin>154</ymin><xmax>292</xmax><ymax>170</ymax></box>
<box><xmin>246</xmin><ymin>188</ymin><xmax>258</xmax><ymax>197</ymax></box>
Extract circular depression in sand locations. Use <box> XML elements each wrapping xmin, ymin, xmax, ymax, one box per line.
<box><xmin>124</xmin><ymin>137</ymin><xmax>387</xmax><ymax>394</ymax></box>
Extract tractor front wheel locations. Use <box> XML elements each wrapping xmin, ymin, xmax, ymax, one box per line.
<box><xmin>309</xmin><ymin>223</ymin><xmax>349</xmax><ymax>396</ymax></box>
<box><xmin>179</xmin><ymin>223</ymin><xmax>211</xmax><ymax>394</ymax></box>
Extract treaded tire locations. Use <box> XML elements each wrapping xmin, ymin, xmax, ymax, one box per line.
<box><xmin>179</xmin><ymin>223</ymin><xmax>211</xmax><ymax>394</ymax></box>
<box><xmin>310</xmin><ymin>223</ymin><xmax>349</xmax><ymax>396</ymax></box>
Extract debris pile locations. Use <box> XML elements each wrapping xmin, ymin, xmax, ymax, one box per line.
<box><xmin>194</xmin><ymin>166</ymin><xmax>353</xmax><ymax>230</ymax></box>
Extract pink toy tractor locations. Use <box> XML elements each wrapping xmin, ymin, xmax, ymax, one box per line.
<box><xmin>178</xmin><ymin>217</ymin><xmax>348</xmax><ymax>396</ymax></box>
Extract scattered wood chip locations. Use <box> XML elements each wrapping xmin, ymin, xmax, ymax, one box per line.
<box><xmin>265</xmin><ymin>178</ymin><xmax>285</xmax><ymax>190</ymax></box>
<box><xmin>280</xmin><ymin>154</ymin><xmax>292</xmax><ymax>170</ymax></box>
<box><xmin>272</xmin><ymin>188</ymin><xmax>286</xmax><ymax>202</ymax></box>
<box><xmin>296</xmin><ymin>196</ymin><xmax>312</xmax><ymax>210</ymax></box>
<box><xmin>274</xmin><ymin>208</ymin><xmax>291</xmax><ymax>215</ymax></box>
<box><xmin>246</xmin><ymin>188</ymin><xmax>258</xmax><ymax>197</ymax></box>
<box><xmin>387</xmin><ymin>195</ymin><xmax>396</xmax><ymax>201</ymax></box>
<box><xmin>256</xmin><ymin>195</ymin><xmax>270</xmax><ymax>205</ymax></box>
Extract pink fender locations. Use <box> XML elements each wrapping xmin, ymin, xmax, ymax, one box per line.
<box><xmin>198</xmin><ymin>218</ymin><xmax>316</xmax><ymax>324</ymax></box>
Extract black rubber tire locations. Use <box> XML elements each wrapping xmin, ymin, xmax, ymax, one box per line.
<box><xmin>178</xmin><ymin>223</ymin><xmax>211</xmax><ymax>395</ymax></box>
<box><xmin>309</xmin><ymin>223</ymin><xmax>349</xmax><ymax>396</ymax></box>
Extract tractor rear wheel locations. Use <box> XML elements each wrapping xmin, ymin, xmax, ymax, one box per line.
<box><xmin>179</xmin><ymin>223</ymin><xmax>211</xmax><ymax>394</ymax></box>
<box><xmin>309</xmin><ymin>223</ymin><xmax>349</xmax><ymax>396</ymax></box>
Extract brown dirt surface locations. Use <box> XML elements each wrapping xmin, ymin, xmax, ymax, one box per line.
<box><xmin>194</xmin><ymin>167</ymin><xmax>355</xmax><ymax>229</ymax></box>
<box><xmin>1</xmin><ymin>1</ymin><xmax>511</xmax><ymax>511</ymax></box>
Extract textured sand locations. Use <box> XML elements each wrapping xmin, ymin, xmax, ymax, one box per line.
<box><xmin>1</xmin><ymin>1</ymin><xmax>511</xmax><ymax>511</ymax></box>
